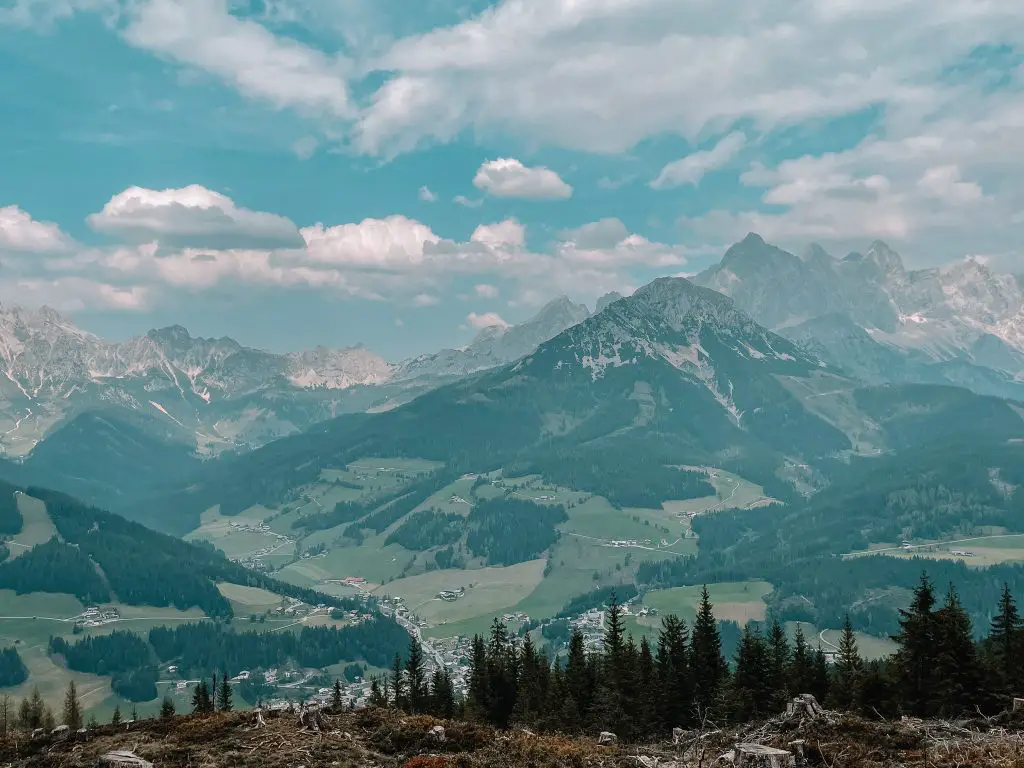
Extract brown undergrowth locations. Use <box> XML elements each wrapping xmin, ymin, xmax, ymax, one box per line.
<box><xmin>0</xmin><ymin>706</ymin><xmax>1021</xmax><ymax>767</ymax></box>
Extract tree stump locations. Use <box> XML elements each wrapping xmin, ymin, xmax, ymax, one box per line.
<box><xmin>428</xmin><ymin>725</ymin><xmax>446</xmax><ymax>744</ymax></box>
<box><xmin>734</xmin><ymin>743</ymin><xmax>796</xmax><ymax>768</ymax></box>
<box><xmin>785</xmin><ymin>694</ymin><xmax>824</xmax><ymax>720</ymax></box>
<box><xmin>672</xmin><ymin>727</ymin><xmax>684</xmax><ymax>745</ymax></box>
<box><xmin>1013</xmin><ymin>698</ymin><xmax>1024</xmax><ymax>713</ymax></box>
<box><xmin>598</xmin><ymin>731</ymin><xmax>618</xmax><ymax>746</ymax></box>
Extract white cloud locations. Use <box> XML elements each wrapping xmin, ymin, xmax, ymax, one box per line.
<box><xmin>418</xmin><ymin>185</ymin><xmax>437</xmax><ymax>202</ymax></box>
<box><xmin>291</xmin><ymin>136</ymin><xmax>319</xmax><ymax>160</ymax></box>
<box><xmin>355</xmin><ymin>0</ymin><xmax>1024</xmax><ymax>157</ymax></box>
<box><xmin>453</xmin><ymin>195</ymin><xmax>482</xmax><ymax>208</ymax></box>
<box><xmin>466</xmin><ymin>311</ymin><xmax>509</xmax><ymax>330</ymax></box>
<box><xmin>88</xmin><ymin>185</ymin><xmax>304</xmax><ymax>248</ymax></box>
<box><xmin>301</xmin><ymin>215</ymin><xmax>438</xmax><ymax>269</ymax></box>
<box><xmin>470</xmin><ymin>219</ymin><xmax>526</xmax><ymax>249</ymax></box>
<box><xmin>0</xmin><ymin>276</ymin><xmax>149</xmax><ymax>312</ymax></box>
<box><xmin>474</xmin><ymin>283</ymin><xmax>499</xmax><ymax>299</ymax></box>
<box><xmin>472</xmin><ymin>158</ymin><xmax>572</xmax><ymax>200</ymax></box>
<box><xmin>412</xmin><ymin>293</ymin><xmax>440</xmax><ymax>307</ymax></box>
<box><xmin>122</xmin><ymin>0</ymin><xmax>351</xmax><ymax>118</ymax></box>
<box><xmin>650</xmin><ymin>131</ymin><xmax>746</xmax><ymax>189</ymax></box>
<box><xmin>557</xmin><ymin>218</ymin><xmax>688</xmax><ymax>268</ymax></box>
<box><xmin>0</xmin><ymin>206</ymin><xmax>75</xmax><ymax>253</ymax></box>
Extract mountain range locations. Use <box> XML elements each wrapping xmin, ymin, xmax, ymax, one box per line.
<box><xmin>6</xmin><ymin>233</ymin><xmax>1024</xmax><ymax>517</ymax></box>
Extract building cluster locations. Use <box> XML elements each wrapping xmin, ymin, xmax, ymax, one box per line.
<box><xmin>72</xmin><ymin>606</ymin><xmax>120</xmax><ymax>629</ymax></box>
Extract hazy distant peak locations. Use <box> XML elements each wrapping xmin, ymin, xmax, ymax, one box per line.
<box><xmin>595</xmin><ymin>291</ymin><xmax>624</xmax><ymax>313</ymax></box>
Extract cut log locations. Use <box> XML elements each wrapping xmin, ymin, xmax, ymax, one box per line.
<box><xmin>428</xmin><ymin>725</ymin><xmax>446</xmax><ymax>744</ymax></box>
<box><xmin>598</xmin><ymin>731</ymin><xmax>618</xmax><ymax>746</ymax></box>
<box><xmin>734</xmin><ymin>743</ymin><xmax>796</xmax><ymax>768</ymax></box>
<box><xmin>1013</xmin><ymin>697</ymin><xmax>1024</xmax><ymax>713</ymax></box>
<box><xmin>98</xmin><ymin>750</ymin><xmax>154</xmax><ymax>768</ymax></box>
<box><xmin>672</xmin><ymin>726</ymin><xmax>684</xmax><ymax>744</ymax></box>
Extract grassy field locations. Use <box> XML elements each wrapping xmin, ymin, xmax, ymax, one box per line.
<box><xmin>9</xmin><ymin>492</ymin><xmax>59</xmax><ymax>558</ymax></box>
<box><xmin>0</xmin><ymin>589</ymin><xmax>208</xmax><ymax>718</ymax></box>
<box><xmin>845</xmin><ymin>534</ymin><xmax>1024</xmax><ymax>567</ymax></box>
<box><xmin>217</xmin><ymin>582</ymin><xmax>284</xmax><ymax>614</ymax></box>
<box><xmin>379</xmin><ymin>560</ymin><xmax>546</xmax><ymax>627</ymax></box>
<box><xmin>643</xmin><ymin>581</ymin><xmax>773</xmax><ymax>624</ymax></box>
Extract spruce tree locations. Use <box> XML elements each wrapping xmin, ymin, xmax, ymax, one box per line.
<box><xmin>331</xmin><ymin>679</ymin><xmax>344</xmax><ymax>712</ymax></box>
<box><xmin>766</xmin><ymin>618</ymin><xmax>790</xmax><ymax>712</ymax></box>
<box><xmin>429</xmin><ymin>668</ymin><xmax>456</xmax><ymax>719</ymax></box>
<box><xmin>369</xmin><ymin>677</ymin><xmax>388</xmax><ymax>708</ymax></box>
<box><xmin>563</xmin><ymin>629</ymin><xmax>592</xmax><ymax>723</ymax></box>
<box><xmin>191</xmin><ymin>681</ymin><xmax>213</xmax><ymax>715</ymax></box>
<box><xmin>828</xmin><ymin>615</ymin><xmax>862</xmax><ymax>711</ymax></box>
<box><xmin>729</xmin><ymin>625</ymin><xmax>771</xmax><ymax>721</ymax></box>
<box><xmin>988</xmin><ymin>583</ymin><xmax>1022</xmax><ymax>696</ymax></box>
<box><xmin>635</xmin><ymin>634</ymin><xmax>657</xmax><ymax>738</ymax></box>
<box><xmin>512</xmin><ymin>633</ymin><xmax>542</xmax><ymax>726</ymax></box>
<box><xmin>466</xmin><ymin>635</ymin><xmax>489</xmax><ymax>719</ymax></box>
<box><xmin>933</xmin><ymin>583</ymin><xmax>981</xmax><ymax>717</ymax></box>
<box><xmin>110</xmin><ymin>704</ymin><xmax>121</xmax><ymax>726</ymax></box>
<box><xmin>485</xmin><ymin>619</ymin><xmax>517</xmax><ymax>728</ymax></box>
<box><xmin>655</xmin><ymin>614</ymin><xmax>692</xmax><ymax>729</ymax></box>
<box><xmin>788</xmin><ymin>624</ymin><xmax>814</xmax><ymax>695</ymax></box>
<box><xmin>691</xmin><ymin>586</ymin><xmax>727</xmax><ymax>716</ymax></box>
<box><xmin>389</xmin><ymin>653</ymin><xmax>406</xmax><ymax>711</ymax></box>
<box><xmin>62</xmin><ymin>681</ymin><xmax>82</xmax><ymax>731</ymax></box>
<box><xmin>405</xmin><ymin>638</ymin><xmax>428</xmax><ymax>714</ymax></box>
<box><xmin>217</xmin><ymin>673</ymin><xmax>233</xmax><ymax>713</ymax></box>
<box><xmin>893</xmin><ymin>572</ymin><xmax>938</xmax><ymax>717</ymax></box>
<box><xmin>160</xmin><ymin>696</ymin><xmax>176</xmax><ymax>720</ymax></box>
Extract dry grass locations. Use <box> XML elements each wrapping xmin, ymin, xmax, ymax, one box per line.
<box><xmin>2</xmin><ymin>704</ymin><xmax>1023</xmax><ymax>767</ymax></box>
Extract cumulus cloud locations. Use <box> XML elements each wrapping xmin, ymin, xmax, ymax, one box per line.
<box><xmin>88</xmin><ymin>185</ymin><xmax>305</xmax><ymax>249</ymax></box>
<box><xmin>466</xmin><ymin>311</ymin><xmax>509</xmax><ymax>330</ymax></box>
<box><xmin>650</xmin><ymin>131</ymin><xmax>746</xmax><ymax>189</ymax></box>
<box><xmin>301</xmin><ymin>215</ymin><xmax>438</xmax><ymax>269</ymax></box>
<box><xmin>0</xmin><ymin>206</ymin><xmax>75</xmax><ymax>253</ymax></box>
<box><xmin>472</xmin><ymin>158</ymin><xmax>572</xmax><ymax>200</ymax></box>
<box><xmin>418</xmin><ymin>186</ymin><xmax>437</xmax><ymax>202</ymax></box>
<box><xmin>470</xmin><ymin>219</ymin><xmax>526</xmax><ymax>249</ymax></box>
<box><xmin>453</xmin><ymin>195</ymin><xmax>483</xmax><ymax>208</ymax></box>
<box><xmin>474</xmin><ymin>284</ymin><xmax>499</xmax><ymax>299</ymax></box>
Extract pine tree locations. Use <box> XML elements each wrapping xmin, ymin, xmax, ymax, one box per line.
<box><xmin>635</xmin><ymin>635</ymin><xmax>657</xmax><ymax>738</ymax></box>
<box><xmin>691</xmin><ymin>586</ymin><xmax>727</xmax><ymax>715</ymax></box>
<box><xmin>655</xmin><ymin>614</ymin><xmax>692</xmax><ymax>729</ymax></box>
<box><xmin>160</xmin><ymin>696</ymin><xmax>176</xmax><ymax>720</ymax></box>
<box><xmin>429</xmin><ymin>668</ymin><xmax>456</xmax><ymax>719</ymax></box>
<box><xmin>110</xmin><ymin>705</ymin><xmax>121</xmax><ymax>727</ymax></box>
<box><xmin>766</xmin><ymin>618</ymin><xmax>790</xmax><ymax>712</ymax></box>
<box><xmin>988</xmin><ymin>583</ymin><xmax>1022</xmax><ymax>696</ymax></box>
<box><xmin>485</xmin><ymin>619</ymin><xmax>517</xmax><ymax>728</ymax></box>
<box><xmin>563</xmin><ymin>629</ymin><xmax>592</xmax><ymax>723</ymax></box>
<box><xmin>62</xmin><ymin>681</ymin><xmax>82</xmax><ymax>731</ymax></box>
<box><xmin>217</xmin><ymin>673</ymin><xmax>233</xmax><ymax>713</ymax></box>
<box><xmin>405</xmin><ymin>637</ymin><xmax>428</xmax><ymax>714</ymax></box>
<box><xmin>788</xmin><ymin>624</ymin><xmax>814</xmax><ymax>695</ymax></box>
<box><xmin>191</xmin><ymin>681</ymin><xmax>213</xmax><ymax>715</ymax></box>
<box><xmin>933</xmin><ymin>584</ymin><xmax>981</xmax><ymax>717</ymax></box>
<box><xmin>512</xmin><ymin>633</ymin><xmax>542</xmax><ymax>726</ymax></box>
<box><xmin>893</xmin><ymin>572</ymin><xmax>938</xmax><ymax>717</ymax></box>
<box><xmin>389</xmin><ymin>653</ymin><xmax>406</xmax><ymax>711</ymax></box>
<box><xmin>729</xmin><ymin>625</ymin><xmax>771</xmax><ymax>721</ymax></box>
<box><xmin>369</xmin><ymin>677</ymin><xmax>388</xmax><ymax>708</ymax></box>
<box><xmin>466</xmin><ymin>635</ymin><xmax>489</xmax><ymax>719</ymax></box>
<box><xmin>17</xmin><ymin>697</ymin><xmax>32</xmax><ymax>731</ymax></box>
<box><xmin>331</xmin><ymin>679</ymin><xmax>344</xmax><ymax>712</ymax></box>
<box><xmin>828</xmin><ymin>615</ymin><xmax>862</xmax><ymax>711</ymax></box>
<box><xmin>211</xmin><ymin>673</ymin><xmax>217</xmax><ymax>712</ymax></box>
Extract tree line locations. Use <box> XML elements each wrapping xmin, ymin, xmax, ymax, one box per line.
<box><xmin>375</xmin><ymin>575</ymin><xmax>1024</xmax><ymax>741</ymax></box>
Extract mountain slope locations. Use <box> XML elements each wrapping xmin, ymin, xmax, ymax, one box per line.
<box><xmin>393</xmin><ymin>296</ymin><xmax>591</xmax><ymax>382</ymax></box>
<box><xmin>0</xmin><ymin>482</ymin><xmax>359</xmax><ymax>618</ymax></box>
<box><xmin>146</xmin><ymin>277</ymin><xmax>863</xmax><ymax>531</ymax></box>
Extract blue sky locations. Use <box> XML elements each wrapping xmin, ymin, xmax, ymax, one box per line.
<box><xmin>1</xmin><ymin>0</ymin><xmax>1022</xmax><ymax>359</ymax></box>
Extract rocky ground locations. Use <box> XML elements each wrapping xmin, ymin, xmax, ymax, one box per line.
<box><xmin>3</xmin><ymin>703</ymin><xmax>1024</xmax><ymax>767</ymax></box>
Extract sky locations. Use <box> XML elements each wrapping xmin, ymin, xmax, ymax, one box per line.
<box><xmin>0</xmin><ymin>0</ymin><xmax>1022</xmax><ymax>360</ymax></box>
